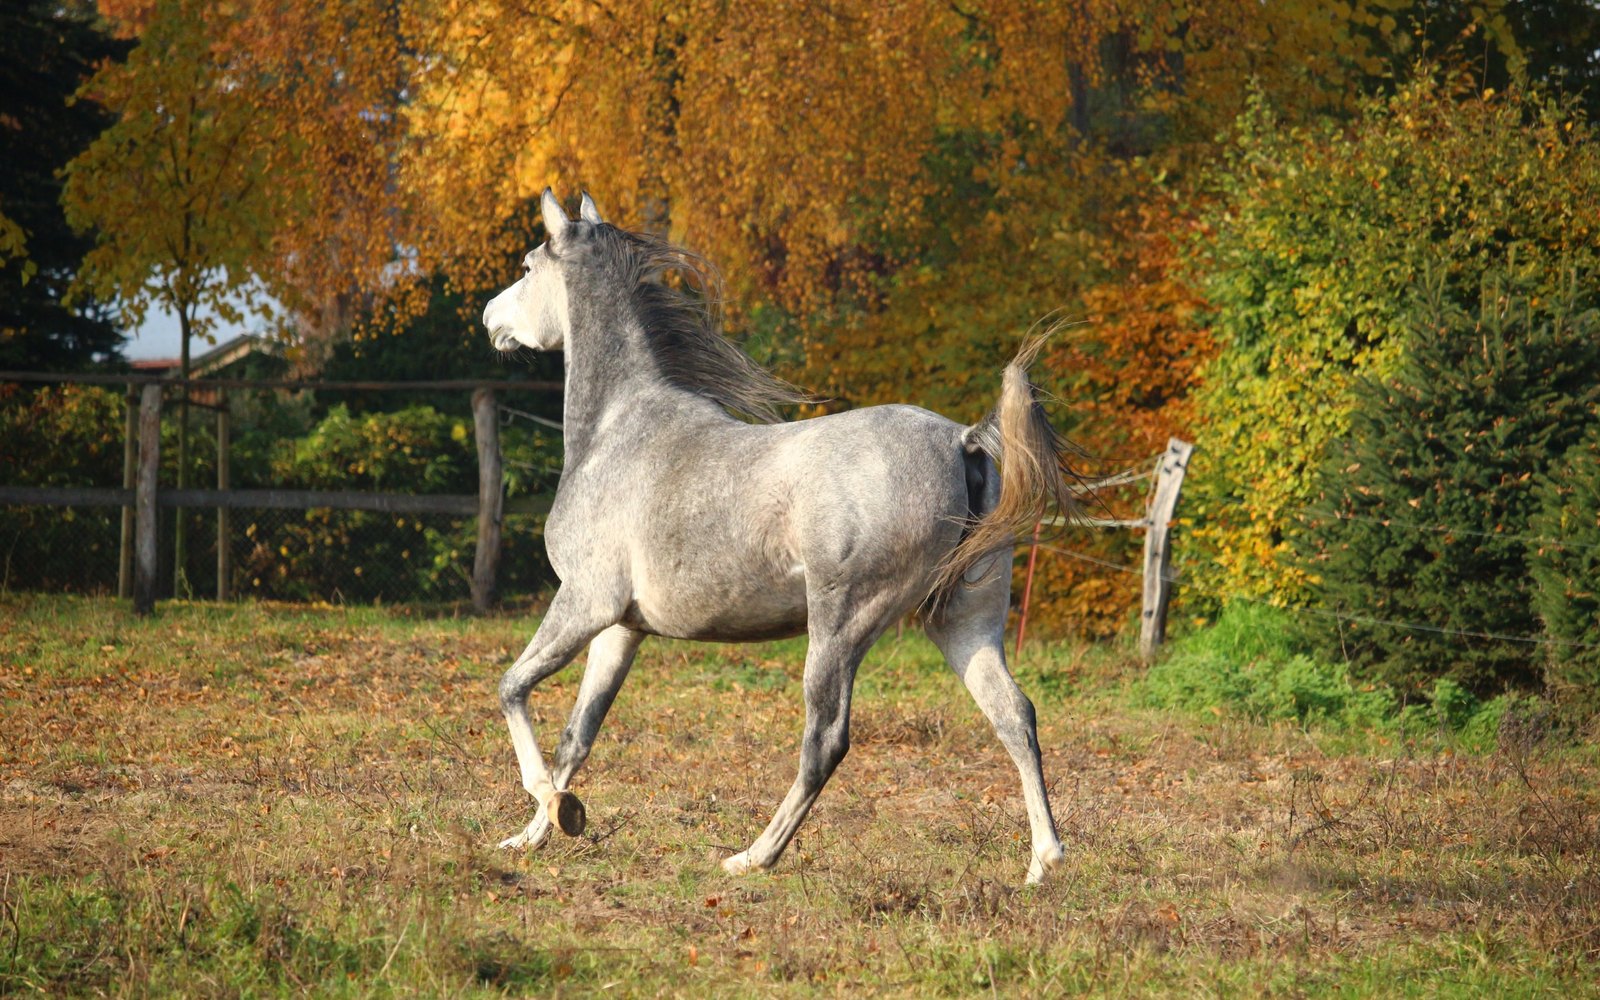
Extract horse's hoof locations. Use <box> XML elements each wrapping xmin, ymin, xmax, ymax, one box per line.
<box><xmin>723</xmin><ymin>851</ymin><xmax>771</xmax><ymax>870</ymax></box>
<box><xmin>1026</xmin><ymin>842</ymin><xmax>1065</xmax><ymax>884</ymax></box>
<box><xmin>551</xmin><ymin>790</ymin><xmax>586</xmax><ymax>837</ymax></box>
<box><xmin>498</xmin><ymin>811</ymin><xmax>552</xmax><ymax>851</ymax></box>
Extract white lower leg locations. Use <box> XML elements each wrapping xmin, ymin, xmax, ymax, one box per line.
<box><xmin>495</xmin><ymin>598</ymin><xmax>609</xmax><ymax>850</ymax></box>
<box><xmin>508</xmin><ymin>713</ymin><xmax>558</xmax><ymax>809</ymax></box>
<box><xmin>1026</xmin><ymin>837</ymin><xmax>1065</xmax><ymax>884</ymax></box>
<box><xmin>954</xmin><ymin>649</ymin><xmax>1066</xmax><ymax>884</ymax></box>
<box><xmin>724</xmin><ymin>772</ymin><xmax>826</xmax><ymax>874</ymax></box>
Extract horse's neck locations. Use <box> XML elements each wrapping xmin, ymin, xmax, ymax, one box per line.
<box><xmin>559</xmin><ymin>296</ymin><xmax>724</xmax><ymax>463</ymax></box>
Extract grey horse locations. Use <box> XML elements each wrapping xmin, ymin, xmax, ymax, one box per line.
<box><xmin>482</xmin><ymin>189</ymin><xmax>1083</xmax><ymax>883</ymax></box>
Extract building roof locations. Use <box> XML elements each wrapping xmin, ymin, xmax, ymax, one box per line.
<box><xmin>129</xmin><ymin>334</ymin><xmax>273</xmax><ymax>376</ymax></box>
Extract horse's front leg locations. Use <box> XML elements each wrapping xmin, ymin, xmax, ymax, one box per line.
<box><xmin>550</xmin><ymin>625</ymin><xmax>645</xmax><ymax>795</ymax></box>
<box><xmin>497</xmin><ymin>588</ymin><xmax>611</xmax><ymax>850</ymax></box>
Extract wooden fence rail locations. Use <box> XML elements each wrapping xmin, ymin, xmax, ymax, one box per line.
<box><xmin>1018</xmin><ymin>437</ymin><xmax>1193</xmax><ymax>664</ymax></box>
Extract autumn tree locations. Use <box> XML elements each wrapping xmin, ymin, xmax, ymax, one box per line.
<box><xmin>64</xmin><ymin>0</ymin><xmax>284</xmax><ymax>594</ymax></box>
<box><xmin>66</xmin><ymin>0</ymin><xmax>418</xmax><ymax>591</ymax></box>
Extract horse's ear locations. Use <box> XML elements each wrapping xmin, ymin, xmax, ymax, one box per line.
<box><xmin>579</xmin><ymin>191</ymin><xmax>603</xmax><ymax>225</ymax></box>
<box><xmin>541</xmin><ymin>187</ymin><xmax>569</xmax><ymax>240</ymax></box>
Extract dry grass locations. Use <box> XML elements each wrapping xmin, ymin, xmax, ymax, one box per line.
<box><xmin>1</xmin><ymin>594</ymin><xmax>1596</xmax><ymax>997</ymax></box>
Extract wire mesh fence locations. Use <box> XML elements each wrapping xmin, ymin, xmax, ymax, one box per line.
<box><xmin>0</xmin><ymin>498</ymin><xmax>555</xmax><ymax>605</ymax></box>
<box><xmin>226</xmin><ymin>507</ymin><xmax>551</xmax><ymax>603</ymax></box>
<box><xmin>0</xmin><ymin>504</ymin><xmax>122</xmax><ymax>595</ymax></box>
<box><xmin>1</xmin><ymin>374</ymin><xmax>562</xmax><ymax>606</ymax></box>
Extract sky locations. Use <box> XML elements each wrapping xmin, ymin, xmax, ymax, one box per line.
<box><xmin>121</xmin><ymin>292</ymin><xmax>269</xmax><ymax>360</ymax></box>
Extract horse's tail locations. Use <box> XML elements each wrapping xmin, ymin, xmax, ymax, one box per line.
<box><xmin>935</xmin><ymin>336</ymin><xmax>1082</xmax><ymax>595</ymax></box>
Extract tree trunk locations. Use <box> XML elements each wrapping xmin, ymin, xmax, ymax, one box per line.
<box><xmin>175</xmin><ymin>304</ymin><xmax>191</xmax><ymax>598</ymax></box>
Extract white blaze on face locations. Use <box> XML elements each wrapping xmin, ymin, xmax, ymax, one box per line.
<box><xmin>482</xmin><ymin>244</ymin><xmax>570</xmax><ymax>352</ymax></box>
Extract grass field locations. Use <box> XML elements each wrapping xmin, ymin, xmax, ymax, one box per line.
<box><xmin>2</xmin><ymin>594</ymin><xmax>1597</xmax><ymax>997</ymax></box>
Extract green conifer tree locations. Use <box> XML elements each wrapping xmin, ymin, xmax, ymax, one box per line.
<box><xmin>1528</xmin><ymin>424</ymin><xmax>1600</xmax><ymax>720</ymax></box>
<box><xmin>1299</xmin><ymin>270</ymin><xmax>1600</xmax><ymax>697</ymax></box>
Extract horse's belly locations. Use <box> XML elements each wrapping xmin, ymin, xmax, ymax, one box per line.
<box><xmin>626</xmin><ymin>564</ymin><xmax>808</xmax><ymax>642</ymax></box>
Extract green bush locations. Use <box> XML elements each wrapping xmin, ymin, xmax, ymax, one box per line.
<box><xmin>1143</xmin><ymin>604</ymin><xmax>1393</xmax><ymax>730</ymax></box>
<box><xmin>1297</xmin><ymin>278</ymin><xmax>1600</xmax><ymax>698</ymax></box>
<box><xmin>1146</xmin><ymin>606</ymin><xmax>1542</xmax><ymax>744</ymax></box>
<box><xmin>0</xmin><ymin>382</ymin><xmax>125</xmax><ymax>486</ymax></box>
<box><xmin>1185</xmin><ymin>75</ymin><xmax>1600</xmax><ymax>603</ymax></box>
<box><xmin>0</xmin><ymin>383</ymin><xmax>125</xmax><ymax>592</ymax></box>
<box><xmin>1527</xmin><ymin>425</ymin><xmax>1600</xmax><ymax>720</ymax></box>
<box><xmin>1395</xmin><ymin>679</ymin><xmax>1539</xmax><ymax>754</ymax></box>
<box><xmin>236</xmin><ymin>404</ymin><xmax>557</xmax><ymax>603</ymax></box>
<box><xmin>274</xmin><ymin>403</ymin><xmax>475</xmax><ymax>493</ymax></box>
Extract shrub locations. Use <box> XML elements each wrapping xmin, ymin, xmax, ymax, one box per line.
<box><xmin>1143</xmin><ymin>604</ymin><xmax>1393</xmax><ymax>730</ymax></box>
<box><xmin>1396</xmin><ymin>680</ymin><xmax>1539</xmax><ymax>754</ymax></box>
<box><xmin>1146</xmin><ymin>605</ymin><xmax>1542</xmax><ymax>744</ymax></box>
<box><xmin>236</xmin><ymin>404</ymin><xmax>559</xmax><ymax>602</ymax></box>
<box><xmin>1186</xmin><ymin>75</ymin><xmax>1600</xmax><ymax>603</ymax></box>
<box><xmin>1527</xmin><ymin>425</ymin><xmax>1600</xmax><ymax>720</ymax></box>
<box><xmin>0</xmin><ymin>383</ymin><xmax>125</xmax><ymax>592</ymax></box>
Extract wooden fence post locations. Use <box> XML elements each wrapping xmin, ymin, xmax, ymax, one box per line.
<box><xmin>118</xmin><ymin>386</ymin><xmax>138</xmax><ymax>599</ymax></box>
<box><xmin>133</xmin><ymin>383</ymin><xmax>162</xmax><ymax>615</ymax></box>
<box><xmin>471</xmin><ymin>388</ymin><xmax>503</xmax><ymax>612</ymax></box>
<box><xmin>1139</xmin><ymin>437</ymin><xmax>1193</xmax><ymax>662</ymax></box>
<box><xmin>216</xmin><ymin>391</ymin><xmax>231</xmax><ymax>601</ymax></box>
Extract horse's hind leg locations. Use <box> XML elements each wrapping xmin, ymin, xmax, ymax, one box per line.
<box><xmin>498</xmin><ymin>588</ymin><xmax>612</xmax><ymax>850</ymax></box>
<box><xmin>925</xmin><ymin>555</ymin><xmax>1065</xmax><ymax>884</ymax></box>
<box><xmin>722</xmin><ymin>599</ymin><xmax>883</xmax><ymax>876</ymax></box>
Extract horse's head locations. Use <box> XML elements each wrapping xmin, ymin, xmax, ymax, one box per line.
<box><xmin>482</xmin><ymin>188</ymin><xmax>604</xmax><ymax>353</ymax></box>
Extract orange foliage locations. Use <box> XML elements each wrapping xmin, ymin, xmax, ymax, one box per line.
<box><xmin>400</xmin><ymin>2</ymin><xmax>1140</xmax><ymax>318</ymax></box>
<box><xmin>1023</xmin><ymin>188</ymin><xmax>1213</xmax><ymax>638</ymax></box>
<box><xmin>83</xmin><ymin>0</ymin><xmax>1401</xmax><ymax>346</ymax></box>
<box><xmin>70</xmin><ymin>0</ymin><xmax>1451</xmax><ymax>635</ymax></box>
<box><xmin>1058</xmin><ymin>189</ymin><xmax>1211</xmax><ymax>458</ymax></box>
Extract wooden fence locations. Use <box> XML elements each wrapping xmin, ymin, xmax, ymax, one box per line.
<box><xmin>7</xmin><ymin>371</ymin><xmax>1197</xmax><ymax>651</ymax></box>
<box><xmin>1015</xmin><ymin>437</ymin><xmax>1193</xmax><ymax>662</ymax></box>
<box><xmin>0</xmin><ymin>371</ymin><xmax>560</xmax><ymax>615</ymax></box>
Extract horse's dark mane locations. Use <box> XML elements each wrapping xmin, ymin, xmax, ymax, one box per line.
<box><xmin>587</xmin><ymin>225</ymin><xmax>811</xmax><ymax>423</ymax></box>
